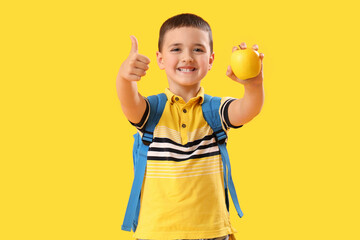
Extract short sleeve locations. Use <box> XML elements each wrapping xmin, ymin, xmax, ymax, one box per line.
<box><xmin>220</xmin><ymin>97</ymin><xmax>244</xmax><ymax>130</ymax></box>
<box><xmin>129</xmin><ymin>97</ymin><xmax>150</xmax><ymax>133</ymax></box>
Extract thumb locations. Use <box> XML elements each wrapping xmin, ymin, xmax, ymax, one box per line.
<box><xmin>226</xmin><ymin>66</ymin><xmax>232</xmax><ymax>77</ymax></box>
<box><xmin>130</xmin><ymin>35</ymin><xmax>138</xmax><ymax>54</ymax></box>
<box><xmin>226</xmin><ymin>65</ymin><xmax>237</xmax><ymax>81</ymax></box>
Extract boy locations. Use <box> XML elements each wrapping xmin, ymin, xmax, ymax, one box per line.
<box><xmin>116</xmin><ymin>13</ymin><xmax>264</xmax><ymax>240</ymax></box>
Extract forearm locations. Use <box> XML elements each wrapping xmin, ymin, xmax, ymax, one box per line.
<box><xmin>116</xmin><ymin>74</ymin><xmax>146</xmax><ymax>124</ymax></box>
<box><xmin>229</xmin><ymin>82</ymin><xmax>264</xmax><ymax>125</ymax></box>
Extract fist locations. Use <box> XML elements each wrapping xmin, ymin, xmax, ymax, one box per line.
<box><xmin>118</xmin><ymin>35</ymin><xmax>151</xmax><ymax>81</ymax></box>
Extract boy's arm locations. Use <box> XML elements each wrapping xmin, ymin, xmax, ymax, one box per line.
<box><xmin>116</xmin><ymin>36</ymin><xmax>151</xmax><ymax>124</ymax></box>
<box><xmin>226</xmin><ymin>43</ymin><xmax>265</xmax><ymax>126</ymax></box>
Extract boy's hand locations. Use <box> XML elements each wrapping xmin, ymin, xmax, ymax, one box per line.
<box><xmin>118</xmin><ymin>35</ymin><xmax>151</xmax><ymax>81</ymax></box>
<box><xmin>226</xmin><ymin>42</ymin><xmax>264</xmax><ymax>85</ymax></box>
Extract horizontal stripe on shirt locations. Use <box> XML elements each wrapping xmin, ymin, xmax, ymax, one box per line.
<box><xmin>147</xmin><ymin>151</ymin><xmax>220</xmax><ymax>161</ymax></box>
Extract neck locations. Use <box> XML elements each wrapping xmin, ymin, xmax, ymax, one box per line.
<box><xmin>168</xmin><ymin>82</ymin><xmax>201</xmax><ymax>103</ymax></box>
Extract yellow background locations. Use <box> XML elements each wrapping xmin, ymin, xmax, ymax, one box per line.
<box><xmin>1</xmin><ymin>0</ymin><xmax>359</xmax><ymax>239</ymax></box>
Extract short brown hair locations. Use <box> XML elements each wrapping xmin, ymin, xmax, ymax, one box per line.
<box><xmin>158</xmin><ymin>13</ymin><xmax>213</xmax><ymax>54</ymax></box>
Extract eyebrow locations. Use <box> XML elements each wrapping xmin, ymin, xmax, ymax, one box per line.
<box><xmin>168</xmin><ymin>43</ymin><xmax>206</xmax><ymax>48</ymax></box>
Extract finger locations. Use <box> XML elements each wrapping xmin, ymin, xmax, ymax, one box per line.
<box><xmin>134</xmin><ymin>60</ymin><xmax>149</xmax><ymax>71</ymax></box>
<box><xmin>239</xmin><ymin>42</ymin><xmax>247</xmax><ymax>49</ymax></box>
<box><xmin>137</xmin><ymin>54</ymin><xmax>151</xmax><ymax>64</ymax></box>
<box><xmin>128</xmin><ymin>74</ymin><xmax>141</xmax><ymax>81</ymax></box>
<box><xmin>258</xmin><ymin>54</ymin><xmax>264</xmax><ymax>73</ymax></box>
<box><xmin>232</xmin><ymin>46</ymin><xmax>239</xmax><ymax>52</ymax></box>
<box><xmin>130</xmin><ymin>35</ymin><xmax>138</xmax><ymax>54</ymax></box>
<box><xmin>252</xmin><ymin>44</ymin><xmax>259</xmax><ymax>51</ymax></box>
<box><xmin>131</xmin><ymin>67</ymin><xmax>147</xmax><ymax>77</ymax></box>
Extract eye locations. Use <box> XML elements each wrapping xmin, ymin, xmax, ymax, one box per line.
<box><xmin>171</xmin><ymin>48</ymin><xmax>180</xmax><ymax>52</ymax></box>
<box><xmin>194</xmin><ymin>48</ymin><xmax>204</xmax><ymax>52</ymax></box>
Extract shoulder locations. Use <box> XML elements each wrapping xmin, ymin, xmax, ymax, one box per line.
<box><xmin>133</xmin><ymin>93</ymin><xmax>168</xmax><ymax>132</ymax></box>
<box><xmin>202</xmin><ymin>95</ymin><xmax>236</xmax><ymax>112</ymax></box>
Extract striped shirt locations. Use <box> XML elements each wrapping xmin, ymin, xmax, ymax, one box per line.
<box><xmin>130</xmin><ymin>87</ymin><xmax>242</xmax><ymax>240</ymax></box>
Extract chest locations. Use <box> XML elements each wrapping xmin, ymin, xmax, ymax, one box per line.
<box><xmin>155</xmin><ymin>102</ymin><xmax>212</xmax><ymax>145</ymax></box>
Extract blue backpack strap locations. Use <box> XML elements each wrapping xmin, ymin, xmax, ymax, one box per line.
<box><xmin>121</xmin><ymin>93</ymin><xmax>167</xmax><ymax>232</ymax></box>
<box><xmin>141</xmin><ymin>93</ymin><xmax>167</xmax><ymax>145</ymax></box>
<box><xmin>202</xmin><ymin>94</ymin><xmax>244</xmax><ymax>218</ymax></box>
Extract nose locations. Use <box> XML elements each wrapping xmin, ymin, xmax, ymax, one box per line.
<box><xmin>181</xmin><ymin>50</ymin><xmax>194</xmax><ymax>63</ymax></box>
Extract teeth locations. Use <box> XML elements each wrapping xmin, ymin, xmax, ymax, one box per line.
<box><xmin>178</xmin><ymin>68</ymin><xmax>195</xmax><ymax>72</ymax></box>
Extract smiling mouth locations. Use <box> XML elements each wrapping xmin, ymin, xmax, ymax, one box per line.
<box><xmin>177</xmin><ymin>68</ymin><xmax>197</xmax><ymax>72</ymax></box>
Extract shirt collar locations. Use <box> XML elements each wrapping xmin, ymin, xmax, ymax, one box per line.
<box><xmin>165</xmin><ymin>87</ymin><xmax>205</xmax><ymax>104</ymax></box>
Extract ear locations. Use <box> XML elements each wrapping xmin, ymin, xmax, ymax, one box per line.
<box><xmin>156</xmin><ymin>51</ymin><xmax>165</xmax><ymax>70</ymax></box>
<box><xmin>208</xmin><ymin>52</ymin><xmax>215</xmax><ymax>70</ymax></box>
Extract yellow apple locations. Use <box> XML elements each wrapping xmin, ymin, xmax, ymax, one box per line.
<box><xmin>230</xmin><ymin>48</ymin><xmax>261</xmax><ymax>80</ymax></box>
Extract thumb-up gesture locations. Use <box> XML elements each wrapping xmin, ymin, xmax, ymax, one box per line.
<box><xmin>118</xmin><ymin>36</ymin><xmax>151</xmax><ymax>81</ymax></box>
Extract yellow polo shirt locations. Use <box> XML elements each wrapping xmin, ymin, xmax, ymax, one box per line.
<box><xmin>131</xmin><ymin>87</ymin><xmax>242</xmax><ymax>240</ymax></box>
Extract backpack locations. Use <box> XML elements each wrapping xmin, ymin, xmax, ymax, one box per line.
<box><xmin>121</xmin><ymin>93</ymin><xmax>243</xmax><ymax>232</ymax></box>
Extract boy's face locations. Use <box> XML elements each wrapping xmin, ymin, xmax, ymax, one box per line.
<box><xmin>156</xmin><ymin>27</ymin><xmax>214</xmax><ymax>89</ymax></box>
